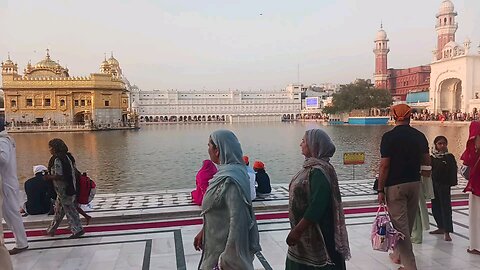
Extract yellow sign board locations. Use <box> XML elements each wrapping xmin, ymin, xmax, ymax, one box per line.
<box><xmin>343</xmin><ymin>152</ymin><xmax>365</xmax><ymax>165</ymax></box>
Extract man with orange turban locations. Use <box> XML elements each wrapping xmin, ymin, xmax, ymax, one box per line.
<box><xmin>253</xmin><ymin>161</ymin><xmax>271</xmax><ymax>196</ymax></box>
<box><xmin>376</xmin><ymin>104</ymin><xmax>431</xmax><ymax>270</ymax></box>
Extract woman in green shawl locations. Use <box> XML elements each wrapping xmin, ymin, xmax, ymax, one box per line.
<box><xmin>194</xmin><ymin>129</ymin><xmax>261</xmax><ymax>270</ymax></box>
<box><xmin>286</xmin><ymin>129</ymin><xmax>351</xmax><ymax>270</ymax></box>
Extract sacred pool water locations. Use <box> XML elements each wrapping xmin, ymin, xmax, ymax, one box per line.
<box><xmin>11</xmin><ymin>122</ymin><xmax>468</xmax><ymax>193</ymax></box>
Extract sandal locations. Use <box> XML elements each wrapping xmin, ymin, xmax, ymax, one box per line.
<box><xmin>9</xmin><ymin>246</ymin><xmax>28</xmax><ymax>255</ymax></box>
<box><xmin>68</xmin><ymin>230</ymin><xmax>85</xmax><ymax>239</ymax></box>
<box><xmin>467</xmin><ymin>249</ymin><xmax>480</xmax><ymax>255</ymax></box>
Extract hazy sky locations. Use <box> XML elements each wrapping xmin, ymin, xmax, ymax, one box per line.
<box><xmin>1</xmin><ymin>0</ymin><xmax>479</xmax><ymax>91</ymax></box>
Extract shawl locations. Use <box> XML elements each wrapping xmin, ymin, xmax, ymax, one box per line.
<box><xmin>461</xmin><ymin>121</ymin><xmax>480</xmax><ymax>196</ymax></box>
<box><xmin>48</xmin><ymin>152</ymin><xmax>77</xmax><ymax>196</ymax></box>
<box><xmin>288</xmin><ymin>129</ymin><xmax>351</xmax><ymax>267</ymax></box>
<box><xmin>432</xmin><ymin>149</ymin><xmax>449</xmax><ymax>159</ymax></box>
<box><xmin>192</xmin><ymin>160</ymin><xmax>217</xmax><ymax>205</ymax></box>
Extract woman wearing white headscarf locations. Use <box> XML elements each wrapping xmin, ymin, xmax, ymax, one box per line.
<box><xmin>194</xmin><ymin>129</ymin><xmax>261</xmax><ymax>270</ymax></box>
<box><xmin>286</xmin><ymin>129</ymin><xmax>350</xmax><ymax>270</ymax></box>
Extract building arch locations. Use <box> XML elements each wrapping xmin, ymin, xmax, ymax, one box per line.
<box><xmin>438</xmin><ymin>78</ymin><xmax>462</xmax><ymax>112</ymax></box>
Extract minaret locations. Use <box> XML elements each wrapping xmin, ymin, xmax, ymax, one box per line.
<box><xmin>435</xmin><ymin>0</ymin><xmax>458</xmax><ymax>60</ymax></box>
<box><xmin>373</xmin><ymin>24</ymin><xmax>389</xmax><ymax>89</ymax></box>
<box><xmin>1</xmin><ymin>52</ymin><xmax>18</xmax><ymax>75</ymax></box>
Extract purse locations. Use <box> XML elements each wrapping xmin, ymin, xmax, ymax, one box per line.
<box><xmin>371</xmin><ymin>205</ymin><xmax>405</xmax><ymax>252</ymax></box>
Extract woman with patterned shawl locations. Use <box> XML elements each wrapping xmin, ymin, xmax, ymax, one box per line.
<box><xmin>286</xmin><ymin>129</ymin><xmax>351</xmax><ymax>270</ymax></box>
<box><xmin>194</xmin><ymin>130</ymin><xmax>261</xmax><ymax>270</ymax></box>
<box><xmin>44</xmin><ymin>138</ymin><xmax>84</xmax><ymax>238</ymax></box>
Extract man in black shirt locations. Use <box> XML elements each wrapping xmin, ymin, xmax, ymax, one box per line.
<box><xmin>377</xmin><ymin>104</ymin><xmax>430</xmax><ymax>270</ymax></box>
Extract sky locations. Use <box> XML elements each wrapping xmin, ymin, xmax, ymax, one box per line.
<box><xmin>0</xmin><ymin>0</ymin><xmax>479</xmax><ymax>91</ymax></box>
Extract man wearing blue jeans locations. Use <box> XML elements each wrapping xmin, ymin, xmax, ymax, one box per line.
<box><xmin>377</xmin><ymin>104</ymin><xmax>431</xmax><ymax>270</ymax></box>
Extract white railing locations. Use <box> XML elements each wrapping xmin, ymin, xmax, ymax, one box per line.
<box><xmin>7</xmin><ymin>125</ymin><xmax>89</xmax><ymax>131</ymax></box>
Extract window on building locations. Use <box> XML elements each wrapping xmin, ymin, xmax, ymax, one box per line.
<box><xmin>105</xmin><ymin>100</ymin><xmax>110</xmax><ymax>106</ymax></box>
<box><xmin>74</xmin><ymin>100</ymin><xmax>79</xmax><ymax>106</ymax></box>
<box><xmin>81</xmin><ymin>100</ymin><xmax>86</xmax><ymax>106</ymax></box>
<box><xmin>60</xmin><ymin>99</ymin><xmax>65</xmax><ymax>106</ymax></box>
<box><xmin>44</xmin><ymin>98</ymin><xmax>51</xmax><ymax>106</ymax></box>
<box><xmin>87</xmin><ymin>100</ymin><xmax>91</xmax><ymax>106</ymax></box>
<box><xmin>26</xmin><ymin>98</ymin><xmax>33</xmax><ymax>106</ymax></box>
<box><xmin>10</xmin><ymin>100</ymin><xmax>16</xmax><ymax>107</ymax></box>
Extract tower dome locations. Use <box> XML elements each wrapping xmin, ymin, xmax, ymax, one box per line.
<box><xmin>376</xmin><ymin>29</ymin><xmax>388</xmax><ymax>41</ymax></box>
<box><xmin>439</xmin><ymin>0</ymin><xmax>455</xmax><ymax>14</ymax></box>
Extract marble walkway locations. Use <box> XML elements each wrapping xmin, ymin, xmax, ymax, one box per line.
<box><xmin>3</xmin><ymin>178</ymin><xmax>476</xmax><ymax>269</ymax></box>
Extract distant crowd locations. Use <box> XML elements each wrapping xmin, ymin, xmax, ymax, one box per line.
<box><xmin>411</xmin><ymin>111</ymin><xmax>480</xmax><ymax>121</ymax></box>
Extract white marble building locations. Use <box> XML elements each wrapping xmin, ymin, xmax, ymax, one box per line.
<box><xmin>130</xmin><ymin>84</ymin><xmax>304</xmax><ymax>122</ymax></box>
<box><xmin>428</xmin><ymin>0</ymin><xmax>480</xmax><ymax>113</ymax></box>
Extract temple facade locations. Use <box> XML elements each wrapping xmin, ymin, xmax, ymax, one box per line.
<box><xmin>1</xmin><ymin>50</ymin><xmax>129</xmax><ymax>127</ymax></box>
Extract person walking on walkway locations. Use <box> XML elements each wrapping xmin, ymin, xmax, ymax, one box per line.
<box><xmin>44</xmin><ymin>138</ymin><xmax>84</xmax><ymax>238</ymax></box>
<box><xmin>0</xmin><ymin>116</ymin><xmax>28</xmax><ymax>255</ymax></box>
<box><xmin>194</xmin><ymin>130</ymin><xmax>261</xmax><ymax>270</ymax></box>
<box><xmin>286</xmin><ymin>129</ymin><xmax>350</xmax><ymax>270</ymax></box>
<box><xmin>430</xmin><ymin>136</ymin><xmax>457</xmax><ymax>242</ymax></box>
<box><xmin>0</xmin><ymin>174</ymin><xmax>13</xmax><ymax>269</ymax></box>
<box><xmin>460</xmin><ymin>121</ymin><xmax>480</xmax><ymax>255</ymax></box>
<box><xmin>377</xmin><ymin>104</ymin><xmax>430</xmax><ymax>270</ymax></box>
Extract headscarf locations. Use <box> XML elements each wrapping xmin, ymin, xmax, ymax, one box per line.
<box><xmin>288</xmin><ymin>129</ymin><xmax>350</xmax><ymax>267</ymax></box>
<box><xmin>204</xmin><ymin>130</ymin><xmax>250</xmax><ymax>205</ymax></box>
<box><xmin>33</xmin><ymin>165</ymin><xmax>48</xmax><ymax>175</ymax></box>
<box><xmin>391</xmin><ymin>104</ymin><xmax>412</xmax><ymax>121</ymax></box>
<box><xmin>461</xmin><ymin>121</ymin><xmax>480</xmax><ymax>167</ymax></box>
<box><xmin>305</xmin><ymin>129</ymin><xmax>336</xmax><ymax>161</ymax></box>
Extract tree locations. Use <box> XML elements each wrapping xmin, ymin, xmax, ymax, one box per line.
<box><xmin>323</xmin><ymin>80</ymin><xmax>392</xmax><ymax>114</ymax></box>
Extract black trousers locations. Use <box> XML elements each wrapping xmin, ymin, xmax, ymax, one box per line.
<box><xmin>431</xmin><ymin>182</ymin><xmax>453</xmax><ymax>232</ymax></box>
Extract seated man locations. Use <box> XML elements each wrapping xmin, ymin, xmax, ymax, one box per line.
<box><xmin>253</xmin><ymin>161</ymin><xmax>271</xmax><ymax>197</ymax></box>
<box><xmin>22</xmin><ymin>165</ymin><xmax>55</xmax><ymax>215</ymax></box>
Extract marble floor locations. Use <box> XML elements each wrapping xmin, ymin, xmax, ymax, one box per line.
<box><xmin>5</xmin><ymin>203</ymin><xmax>480</xmax><ymax>270</ymax></box>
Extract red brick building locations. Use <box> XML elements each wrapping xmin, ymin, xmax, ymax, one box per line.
<box><xmin>373</xmin><ymin>26</ymin><xmax>431</xmax><ymax>101</ymax></box>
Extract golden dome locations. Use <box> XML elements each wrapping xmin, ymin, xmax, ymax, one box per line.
<box><xmin>108</xmin><ymin>53</ymin><xmax>119</xmax><ymax>66</ymax></box>
<box><xmin>34</xmin><ymin>49</ymin><xmax>63</xmax><ymax>69</ymax></box>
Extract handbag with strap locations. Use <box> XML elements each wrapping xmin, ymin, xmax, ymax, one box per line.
<box><xmin>371</xmin><ymin>205</ymin><xmax>405</xmax><ymax>252</ymax></box>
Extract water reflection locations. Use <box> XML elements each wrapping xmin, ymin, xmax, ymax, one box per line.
<box><xmin>11</xmin><ymin>123</ymin><xmax>468</xmax><ymax>193</ymax></box>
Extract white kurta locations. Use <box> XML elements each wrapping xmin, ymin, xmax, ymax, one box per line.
<box><xmin>469</xmin><ymin>193</ymin><xmax>480</xmax><ymax>250</ymax></box>
<box><xmin>0</xmin><ymin>174</ymin><xmax>13</xmax><ymax>269</ymax></box>
<box><xmin>0</xmin><ymin>131</ymin><xmax>28</xmax><ymax>249</ymax></box>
